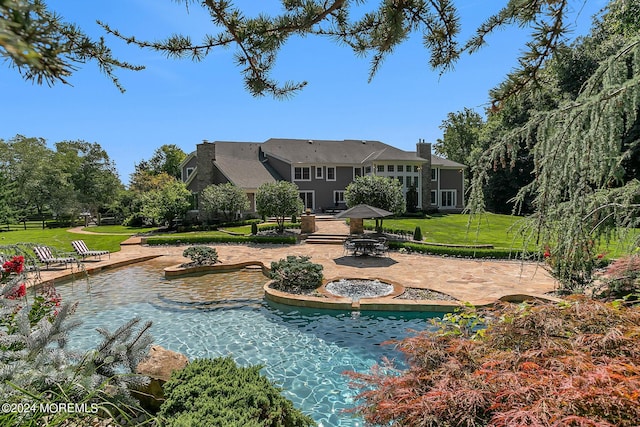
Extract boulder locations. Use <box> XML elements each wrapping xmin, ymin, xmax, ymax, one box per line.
<box><xmin>133</xmin><ymin>345</ymin><xmax>189</xmax><ymax>411</ymax></box>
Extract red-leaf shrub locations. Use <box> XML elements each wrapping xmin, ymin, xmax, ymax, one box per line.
<box><xmin>348</xmin><ymin>297</ymin><xmax>640</xmax><ymax>426</ymax></box>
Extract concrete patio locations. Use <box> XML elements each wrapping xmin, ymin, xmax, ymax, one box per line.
<box><xmin>33</xmin><ymin>218</ymin><xmax>559</xmax><ymax>308</ymax></box>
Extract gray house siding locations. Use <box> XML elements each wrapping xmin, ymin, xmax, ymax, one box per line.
<box><xmin>437</xmin><ymin>168</ymin><xmax>464</xmax><ymax>210</ymax></box>
<box><xmin>265</xmin><ymin>156</ymin><xmax>291</xmax><ymax>181</ymax></box>
<box><xmin>180</xmin><ymin>139</ymin><xmax>466</xmax><ymax>214</ymax></box>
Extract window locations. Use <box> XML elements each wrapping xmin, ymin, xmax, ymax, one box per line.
<box><xmin>377</xmin><ymin>165</ymin><xmax>385</xmax><ymax>173</ymax></box>
<box><xmin>431</xmin><ymin>168</ymin><xmax>438</xmax><ymax>181</ymax></box>
<box><xmin>294</xmin><ymin>167</ymin><xmax>311</xmax><ymax>181</ymax></box>
<box><xmin>398</xmin><ymin>176</ymin><xmax>404</xmax><ymax>185</ymax></box>
<box><xmin>431</xmin><ymin>190</ymin><xmax>437</xmax><ymax>205</ymax></box>
<box><xmin>326</xmin><ymin>166</ymin><xmax>336</xmax><ymax>181</ymax></box>
<box><xmin>397</xmin><ymin>165</ymin><xmax>404</xmax><ymax>172</ymax></box>
<box><xmin>413</xmin><ymin>165</ymin><xmax>419</xmax><ymax>172</ymax></box>
<box><xmin>387</xmin><ymin>165</ymin><xmax>395</xmax><ymax>172</ymax></box>
<box><xmin>365</xmin><ymin>166</ymin><xmax>372</xmax><ymax>174</ymax></box>
<box><xmin>333</xmin><ymin>190</ymin><xmax>345</xmax><ymax>205</ymax></box>
<box><xmin>185</xmin><ymin>167</ymin><xmax>194</xmax><ymax>180</ymax></box>
<box><xmin>299</xmin><ymin>191</ymin><xmax>314</xmax><ymax>210</ymax></box>
<box><xmin>315</xmin><ymin>166</ymin><xmax>323</xmax><ymax>179</ymax></box>
<box><xmin>413</xmin><ymin>176</ymin><xmax>419</xmax><ymax>187</ymax></box>
<box><xmin>441</xmin><ymin>190</ymin><xmax>456</xmax><ymax>207</ymax></box>
<box><xmin>353</xmin><ymin>167</ymin><xmax>362</xmax><ymax>178</ymax></box>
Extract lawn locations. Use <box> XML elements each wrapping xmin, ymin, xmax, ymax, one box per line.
<box><xmin>367</xmin><ymin>213</ymin><xmax>638</xmax><ymax>258</ymax></box>
<box><xmin>368</xmin><ymin>213</ymin><xmax>529</xmax><ymax>249</ymax></box>
<box><xmin>0</xmin><ymin>228</ymin><xmax>130</xmax><ymax>253</ymax></box>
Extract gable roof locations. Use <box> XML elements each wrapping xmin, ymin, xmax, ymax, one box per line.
<box><xmin>431</xmin><ymin>154</ymin><xmax>466</xmax><ymax>168</ymax></box>
<box><xmin>262</xmin><ymin>138</ymin><xmax>425</xmax><ymax>164</ymax></box>
<box><xmin>213</xmin><ymin>142</ymin><xmax>281</xmax><ymax>189</ymax></box>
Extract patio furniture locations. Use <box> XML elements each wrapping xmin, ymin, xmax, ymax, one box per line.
<box><xmin>349</xmin><ymin>238</ymin><xmax>379</xmax><ymax>256</ymax></box>
<box><xmin>374</xmin><ymin>238</ymin><xmax>388</xmax><ymax>256</ymax></box>
<box><xmin>71</xmin><ymin>240</ymin><xmax>110</xmax><ymax>260</ymax></box>
<box><xmin>343</xmin><ymin>240</ymin><xmax>356</xmax><ymax>256</ymax></box>
<box><xmin>33</xmin><ymin>246</ymin><xmax>76</xmax><ymax>269</ymax></box>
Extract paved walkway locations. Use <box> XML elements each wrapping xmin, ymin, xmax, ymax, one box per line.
<box><xmin>33</xmin><ymin>219</ymin><xmax>558</xmax><ymax>306</ymax></box>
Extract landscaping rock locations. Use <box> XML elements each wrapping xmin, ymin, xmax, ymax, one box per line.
<box><xmin>134</xmin><ymin>345</ymin><xmax>189</xmax><ymax>411</ymax></box>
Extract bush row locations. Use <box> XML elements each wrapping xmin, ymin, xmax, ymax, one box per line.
<box><xmin>389</xmin><ymin>241</ymin><xmax>527</xmax><ymax>259</ymax></box>
<box><xmin>145</xmin><ymin>235</ymin><xmax>297</xmax><ymax>245</ymax></box>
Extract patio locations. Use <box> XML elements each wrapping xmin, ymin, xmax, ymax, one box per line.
<box><xmin>33</xmin><ymin>219</ymin><xmax>559</xmax><ymax>308</ymax></box>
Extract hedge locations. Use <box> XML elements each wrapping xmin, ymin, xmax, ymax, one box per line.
<box><xmin>388</xmin><ymin>241</ymin><xmax>527</xmax><ymax>259</ymax></box>
<box><xmin>145</xmin><ymin>235</ymin><xmax>297</xmax><ymax>245</ymax></box>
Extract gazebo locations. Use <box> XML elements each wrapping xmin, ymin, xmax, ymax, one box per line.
<box><xmin>334</xmin><ymin>204</ymin><xmax>393</xmax><ymax>234</ymax></box>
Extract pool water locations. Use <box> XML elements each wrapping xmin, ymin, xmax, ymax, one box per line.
<box><xmin>57</xmin><ymin>262</ymin><xmax>438</xmax><ymax>427</ymax></box>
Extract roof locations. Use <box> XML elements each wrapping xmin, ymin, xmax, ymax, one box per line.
<box><xmin>262</xmin><ymin>138</ymin><xmax>425</xmax><ymax>164</ymax></box>
<box><xmin>212</xmin><ymin>142</ymin><xmax>281</xmax><ymax>189</ymax></box>
<box><xmin>431</xmin><ymin>153</ymin><xmax>467</xmax><ymax>168</ymax></box>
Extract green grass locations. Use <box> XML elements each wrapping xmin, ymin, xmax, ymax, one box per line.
<box><xmin>0</xmin><ymin>228</ymin><xmax>127</xmax><ymax>253</ymax></box>
<box><xmin>368</xmin><ymin>213</ymin><xmax>529</xmax><ymax>249</ymax></box>
<box><xmin>369</xmin><ymin>213</ymin><xmax>638</xmax><ymax>258</ymax></box>
<box><xmin>222</xmin><ymin>222</ymin><xmax>300</xmax><ymax>235</ymax></box>
<box><xmin>81</xmin><ymin>225</ymin><xmax>159</xmax><ymax>235</ymax></box>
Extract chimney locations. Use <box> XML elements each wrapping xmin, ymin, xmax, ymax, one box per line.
<box><xmin>195</xmin><ymin>140</ymin><xmax>216</xmax><ymax>192</ymax></box>
<box><xmin>416</xmin><ymin>140</ymin><xmax>432</xmax><ymax>211</ymax></box>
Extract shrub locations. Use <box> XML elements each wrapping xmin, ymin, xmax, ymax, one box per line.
<box><xmin>291</xmin><ymin>214</ymin><xmax>297</xmax><ymax>223</ymax></box>
<box><xmin>349</xmin><ymin>297</ymin><xmax>640</xmax><ymax>426</ymax></box>
<box><xmin>269</xmin><ymin>255</ymin><xmax>323</xmax><ymax>292</ymax></box>
<box><xmin>182</xmin><ymin>246</ymin><xmax>219</xmax><ymax>266</ymax></box>
<box><xmin>251</xmin><ymin>223</ymin><xmax>258</xmax><ymax>235</ymax></box>
<box><xmin>159</xmin><ymin>358</ymin><xmax>315</xmax><ymax>427</ymax></box>
<box><xmin>145</xmin><ymin>235</ymin><xmax>297</xmax><ymax>245</ymax></box>
<box><xmin>413</xmin><ymin>226</ymin><xmax>422</xmax><ymax>241</ymax></box>
<box><xmin>0</xmin><ymin>254</ymin><xmax>154</xmax><ymax>426</ymax></box>
<box><xmin>388</xmin><ymin>241</ymin><xmax>524</xmax><ymax>259</ymax></box>
<box><xmin>594</xmin><ymin>254</ymin><xmax>640</xmax><ymax>301</ymax></box>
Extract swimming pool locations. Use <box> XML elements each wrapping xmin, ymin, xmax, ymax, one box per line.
<box><xmin>57</xmin><ymin>261</ymin><xmax>439</xmax><ymax>427</ymax></box>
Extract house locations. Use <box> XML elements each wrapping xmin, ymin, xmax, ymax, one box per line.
<box><xmin>180</xmin><ymin>138</ymin><xmax>466</xmax><ymax>214</ymax></box>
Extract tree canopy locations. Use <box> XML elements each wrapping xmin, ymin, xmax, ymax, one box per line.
<box><xmin>467</xmin><ymin>0</ymin><xmax>640</xmax><ymax>288</ymax></box>
<box><xmin>0</xmin><ymin>0</ymin><xmax>142</xmax><ymax>92</ymax></box>
<box><xmin>256</xmin><ymin>181</ymin><xmax>303</xmax><ymax>232</ymax></box>
<box><xmin>3</xmin><ymin>0</ymin><xmax>601</xmax><ymax>101</ymax></box>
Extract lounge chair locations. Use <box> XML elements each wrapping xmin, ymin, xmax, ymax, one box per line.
<box><xmin>33</xmin><ymin>246</ymin><xmax>76</xmax><ymax>269</ymax></box>
<box><xmin>71</xmin><ymin>240</ymin><xmax>110</xmax><ymax>260</ymax></box>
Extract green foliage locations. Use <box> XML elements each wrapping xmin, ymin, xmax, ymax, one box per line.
<box><xmin>251</xmin><ymin>222</ymin><xmax>258</xmax><ymax>235</ymax></box>
<box><xmin>200</xmin><ymin>183</ymin><xmax>250</xmax><ymax>222</ymax></box>
<box><xmin>345</xmin><ymin>175</ymin><xmax>405</xmax><ymax>216</ymax></box>
<box><xmin>0</xmin><ymin>253</ymin><xmax>154</xmax><ymax>425</ymax></box>
<box><xmin>147</xmin><ymin>144</ymin><xmax>187</xmax><ymax>179</ymax></box>
<box><xmin>269</xmin><ymin>256</ymin><xmax>323</xmax><ymax>292</ymax></box>
<box><xmin>140</xmin><ymin>179</ymin><xmax>191</xmax><ymax>228</ymax></box>
<box><xmin>389</xmin><ymin>240</ymin><xmax>524</xmax><ymax>259</ymax></box>
<box><xmin>412</xmin><ymin>226</ymin><xmax>422</xmax><ymax>241</ymax></box>
<box><xmin>182</xmin><ymin>246</ymin><xmax>219</xmax><ymax>266</ymax></box>
<box><xmin>256</xmin><ymin>181</ymin><xmax>304</xmax><ymax>233</ymax></box>
<box><xmin>145</xmin><ymin>234</ymin><xmax>297</xmax><ymax>245</ymax></box>
<box><xmin>0</xmin><ymin>0</ymin><xmax>143</xmax><ymax>91</ymax></box>
<box><xmin>350</xmin><ymin>297</ymin><xmax>640</xmax><ymax>426</ymax></box>
<box><xmin>594</xmin><ymin>254</ymin><xmax>640</xmax><ymax>302</ymax></box>
<box><xmin>468</xmin><ymin>8</ymin><xmax>640</xmax><ymax>290</ymax></box>
<box><xmin>100</xmin><ymin>1</ymin><xmax>590</xmax><ymax>99</ymax></box>
<box><xmin>159</xmin><ymin>358</ymin><xmax>315</xmax><ymax>427</ymax></box>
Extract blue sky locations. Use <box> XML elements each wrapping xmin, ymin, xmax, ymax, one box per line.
<box><xmin>1</xmin><ymin>0</ymin><xmax>607</xmax><ymax>185</ymax></box>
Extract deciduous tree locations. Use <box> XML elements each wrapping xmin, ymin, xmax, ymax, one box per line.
<box><xmin>200</xmin><ymin>183</ymin><xmax>250</xmax><ymax>222</ymax></box>
<box><xmin>256</xmin><ymin>181</ymin><xmax>303</xmax><ymax>233</ymax></box>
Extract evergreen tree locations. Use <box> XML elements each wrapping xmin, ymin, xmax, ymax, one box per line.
<box><xmin>468</xmin><ymin>1</ymin><xmax>640</xmax><ymax>289</ymax></box>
